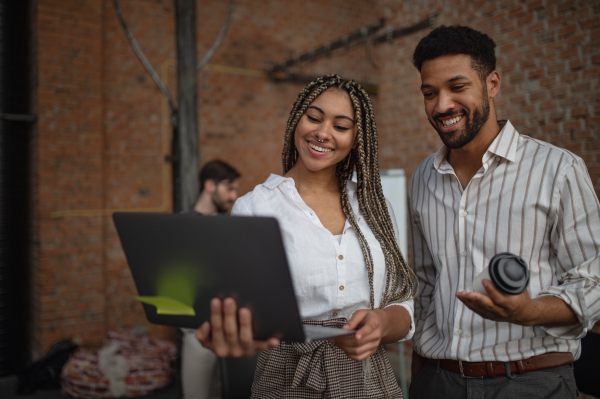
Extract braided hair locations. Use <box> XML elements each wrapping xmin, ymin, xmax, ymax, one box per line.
<box><xmin>282</xmin><ymin>74</ymin><xmax>416</xmax><ymax>308</ymax></box>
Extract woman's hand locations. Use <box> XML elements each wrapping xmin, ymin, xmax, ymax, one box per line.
<box><xmin>333</xmin><ymin>306</ymin><xmax>410</xmax><ymax>361</ymax></box>
<box><xmin>195</xmin><ymin>297</ymin><xmax>280</xmax><ymax>358</ymax></box>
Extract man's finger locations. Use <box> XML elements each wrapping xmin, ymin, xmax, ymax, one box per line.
<box><xmin>482</xmin><ymin>280</ymin><xmax>509</xmax><ymax>305</ymax></box>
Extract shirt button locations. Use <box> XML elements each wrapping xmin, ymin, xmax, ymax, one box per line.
<box><xmin>333</xmin><ymin>312</ymin><xmax>338</xmax><ymax>317</ymax></box>
<box><xmin>338</xmin><ymin>255</ymin><xmax>344</xmax><ymax>260</ymax></box>
<box><xmin>456</xmin><ymin>329</ymin><xmax>463</xmax><ymax>336</ymax></box>
<box><xmin>495</xmin><ymin>156</ymin><xmax>500</xmax><ymax>161</ymax></box>
<box><xmin>339</xmin><ymin>285</ymin><xmax>344</xmax><ymax>291</ymax></box>
<box><xmin>461</xmin><ymin>250</ymin><xmax>467</xmax><ymax>257</ymax></box>
<box><xmin>461</xmin><ymin>211</ymin><xmax>468</xmax><ymax>217</ymax></box>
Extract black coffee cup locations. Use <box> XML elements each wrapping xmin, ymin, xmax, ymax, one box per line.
<box><xmin>472</xmin><ymin>252</ymin><xmax>529</xmax><ymax>295</ymax></box>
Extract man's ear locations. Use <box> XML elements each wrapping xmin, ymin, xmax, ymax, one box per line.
<box><xmin>487</xmin><ymin>70</ymin><xmax>501</xmax><ymax>99</ymax></box>
<box><xmin>204</xmin><ymin>179</ymin><xmax>216</xmax><ymax>194</ymax></box>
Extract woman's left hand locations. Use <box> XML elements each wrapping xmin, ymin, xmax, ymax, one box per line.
<box><xmin>332</xmin><ymin>306</ymin><xmax>410</xmax><ymax>361</ymax></box>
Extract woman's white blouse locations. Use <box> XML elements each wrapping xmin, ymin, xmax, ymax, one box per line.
<box><xmin>232</xmin><ymin>174</ymin><xmax>415</xmax><ymax>341</ymax></box>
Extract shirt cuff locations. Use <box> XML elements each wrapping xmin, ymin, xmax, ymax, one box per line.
<box><xmin>537</xmin><ymin>287</ymin><xmax>596</xmax><ymax>340</ymax></box>
<box><xmin>385</xmin><ymin>302</ymin><xmax>415</xmax><ymax>342</ymax></box>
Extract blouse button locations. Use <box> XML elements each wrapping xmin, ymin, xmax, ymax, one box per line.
<box><xmin>339</xmin><ymin>285</ymin><xmax>344</xmax><ymax>291</ymax></box>
<box><xmin>338</xmin><ymin>255</ymin><xmax>344</xmax><ymax>260</ymax></box>
<box><xmin>333</xmin><ymin>312</ymin><xmax>338</xmax><ymax>317</ymax></box>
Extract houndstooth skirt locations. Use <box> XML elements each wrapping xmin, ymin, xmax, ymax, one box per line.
<box><xmin>250</xmin><ymin>318</ymin><xmax>403</xmax><ymax>399</ymax></box>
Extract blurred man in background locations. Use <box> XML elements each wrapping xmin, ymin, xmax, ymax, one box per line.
<box><xmin>181</xmin><ymin>159</ymin><xmax>240</xmax><ymax>399</ymax></box>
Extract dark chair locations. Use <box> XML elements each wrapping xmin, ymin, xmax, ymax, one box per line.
<box><xmin>219</xmin><ymin>355</ymin><xmax>259</xmax><ymax>399</ymax></box>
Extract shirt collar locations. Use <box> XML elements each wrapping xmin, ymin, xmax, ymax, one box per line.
<box><xmin>486</xmin><ymin>120</ymin><xmax>519</xmax><ymax>162</ymax></box>
<box><xmin>262</xmin><ymin>173</ymin><xmax>358</xmax><ymax>209</ymax></box>
<box><xmin>262</xmin><ymin>173</ymin><xmax>291</xmax><ymax>190</ymax></box>
<box><xmin>432</xmin><ymin>120</ymin><xmax>519</xmax><ymax>171</ymax></box>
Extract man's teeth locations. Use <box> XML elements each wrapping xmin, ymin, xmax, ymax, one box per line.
<box><xmin>442</xmin><ymin>115</ymin><xmax>463</xmax><ymax>127</ymax></box>
<box><xmin>309</xmin><ymin>142</ymin><xmax>332</xmax><ymax>153</ymax></box>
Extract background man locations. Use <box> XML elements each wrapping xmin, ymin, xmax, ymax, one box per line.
<box><xmin>181</xmin><ymin>159</ymin><xmax>240</xmax><ymax>399</ymax></box>
<box><xmin>408</xmin><ymin>25</ymin><xmax>600</xmax><ymax>398</ymax></box>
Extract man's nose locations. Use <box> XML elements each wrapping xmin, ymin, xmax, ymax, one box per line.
<box><xmin>434</xmin><ymin>91</ymin><xmax>456</xmax><ymax>115</ymax></box>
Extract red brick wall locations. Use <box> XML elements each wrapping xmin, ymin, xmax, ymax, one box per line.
<box><xmin>31</xmin><ymin>0</ymin><xmax>600</xmax><ymax>359</ymax></box>
<box><xmin>376</xmin><ymin>0</ymin><xmax>600</xmax><ymax>200</ymax></box>
<box><xmin>32</xmin><ymin>0</ymin><xmax>106</xmax><ymax>358</ymax></box>
<box><xmin>32</xmin><ymin>0</ymin><xmax>379</xmax><ymax>357</ymax></box>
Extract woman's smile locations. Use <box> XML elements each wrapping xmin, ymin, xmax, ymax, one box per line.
<box><xmin>307</xmin><ymin>140</ymin><xmax>333</xmax><ymax>156</ymax></box>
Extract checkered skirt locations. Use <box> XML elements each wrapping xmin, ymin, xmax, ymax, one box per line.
<box><xmin>251</xmin><ymin>318</ymin><xmax>403</xmax><ymax>399</ymax></box>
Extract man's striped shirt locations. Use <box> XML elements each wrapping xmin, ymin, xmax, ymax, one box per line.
<box><xmin>409</xmin><ymin>120</ymin><xmax>600</xmax><ymax>361</ymax></box>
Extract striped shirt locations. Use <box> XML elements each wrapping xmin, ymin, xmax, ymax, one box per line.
<box><xmin>409</xmin><ymin>120</ymin><xmax>600</xmax><ymax>362</ymax></box>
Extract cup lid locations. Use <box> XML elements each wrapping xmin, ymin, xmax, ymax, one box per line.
<box><xmin>489</xmin><ymin>253</ymin><xmax>529</xmax><ymax>295</ymax></box>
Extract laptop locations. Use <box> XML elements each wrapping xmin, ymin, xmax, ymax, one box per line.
<box><xmin>112</xmin><ymin>212</ymin><xmax>354</xmax><ymax>342</ymax></box>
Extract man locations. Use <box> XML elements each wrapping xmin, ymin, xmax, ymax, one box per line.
<box><xmin>407</xmin><ymin>25</ymin><xmax>600</xmax><ymax>398</ymax></box>
<box><xmin>181</xmin><ymin>160</ymin><xmax>240</xmax><ymax>399</ymax></box>
<box><xmin>190</xmin><ymin>159</ymin><xmax>240</xmax><ymax>215</ymax></box>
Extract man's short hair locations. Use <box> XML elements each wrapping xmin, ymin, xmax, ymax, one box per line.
<box><xmin>412</xmin><ymin>25</ymin><xmax>497</xmax><ymax>82</ymax></box>
<box><xmin>199</xmin><ymin>160</ymin><xmax>240</xmax><ymax>192</ymax></box>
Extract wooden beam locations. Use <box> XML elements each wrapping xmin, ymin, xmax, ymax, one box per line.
<box><xmin>174</xmin><ymin>0</ymin><xmax>199</xmax><ymax>212</ymax></box>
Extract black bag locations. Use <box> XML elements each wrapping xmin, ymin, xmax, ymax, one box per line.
<box><xmin>16</xmin><ymin>339</ymin><xmax>78</xmax><ymax>394</ymax></box>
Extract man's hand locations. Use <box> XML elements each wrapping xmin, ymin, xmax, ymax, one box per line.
<box><xmin>196</xmin><ymin>297</ymin><xmax>280</xmax><ymax>358</ymax></box>
<box><xmin>456</xmin><ymin>279</ymin><xmax>578</xmax><ymax>327</ymax></box>
<box><xmin>456</xmin><ymin>279</ymin><xmax>535</xmax><ymax>325</ymax></box>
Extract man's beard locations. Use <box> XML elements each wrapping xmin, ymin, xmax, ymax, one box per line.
<box><xmin>429</xmin><ymin>88</ymin><xmax>490</xmax><ymax>150</ymax></box>
<box><xmin>211</xmin><ymin>191</ymin><xmax>232</xmax><ymax>214</ymax></box>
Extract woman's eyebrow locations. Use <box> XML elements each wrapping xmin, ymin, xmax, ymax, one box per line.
<box><xmin>308</xmin><ymin>105</ymin><xmax>324</xmax><ymax>114</ymax></box>
<box><xmin>308</xmin><ymin>105</ymin><xmax>354</xmax><ymax>124</ymax></box>
<box><xmin>336</xmin><ymin>115</ymin><xmax>355</xmax><ymax>124</ymax></box>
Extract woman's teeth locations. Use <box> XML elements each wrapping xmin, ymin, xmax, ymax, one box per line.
<box><xmin>442</xmin><ymin>115</ymin><xmax>463</xmax><ymax>127</ymax></box>
<box><xmin>309</xmin><ymin>142</ymin><xmax>332</xmax><ymax>153</ymax></box>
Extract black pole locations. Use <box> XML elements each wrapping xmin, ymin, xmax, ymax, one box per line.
<box><xmin>174</xmin><ymin>0</ymin><xmax>199</xmax><ymax>212</ymax></box>
<box><xmin>0</xmin><ymin>0</ymin><xmax>31</xmax><ymax>375</ymax></box>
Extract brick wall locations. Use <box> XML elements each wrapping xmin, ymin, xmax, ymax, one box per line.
<box><xmin>375</xmin><ymin>0</ymin><xmax>600</xmax><ymax>200</ymax></box>
<box><xmin>31</xmin><ymin>0</ymin><xmax>599</xmax><ymax>360</ymax></box>
<box><xmin>32</xmin><ymin>0</ymin><xmax>379</xmax><ymax>357</ymax></box>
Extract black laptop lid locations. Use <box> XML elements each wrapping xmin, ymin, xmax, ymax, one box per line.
<box><xmin>112</xmin><ymin>212</ymin><xmax>306</xmax><ymax>342</ymax></box>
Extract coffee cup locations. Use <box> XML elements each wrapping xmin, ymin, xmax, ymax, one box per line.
<box><xmin>472</xmin><ymin>253</ymin><xmax>529</xmax><ymax>296</ymax></box>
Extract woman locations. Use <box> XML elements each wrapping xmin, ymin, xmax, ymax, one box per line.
<box><xmin>196</xmin><ymin>74</ymin><xmax>415</xmax><ymax>398</ymax></box>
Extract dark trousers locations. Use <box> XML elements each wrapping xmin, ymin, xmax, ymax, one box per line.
<box><xmin>409</xmin><ymin>360</ymin><xmax>577</xmax><ymax>399</ymax></box>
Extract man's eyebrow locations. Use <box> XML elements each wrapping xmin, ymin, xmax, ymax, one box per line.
<box><xmin>420</xmin><ymin>75</ymin><xmax>471</xmax><ymax>90</ymax></box>
<box><xmin>308</xmin><ymin>105</ymin><xmax>354</xmax><ymax>124</ymax></box>
<box><xmin>448</xmin><ymin>75</ymin><xmax>470</xmax><ymax>82</ymax></box>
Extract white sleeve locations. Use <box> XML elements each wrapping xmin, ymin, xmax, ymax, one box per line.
<box><xmin>231</xmin><ymin>197</ymin><xmax>252</xmax><ymax>216</ymax></box>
